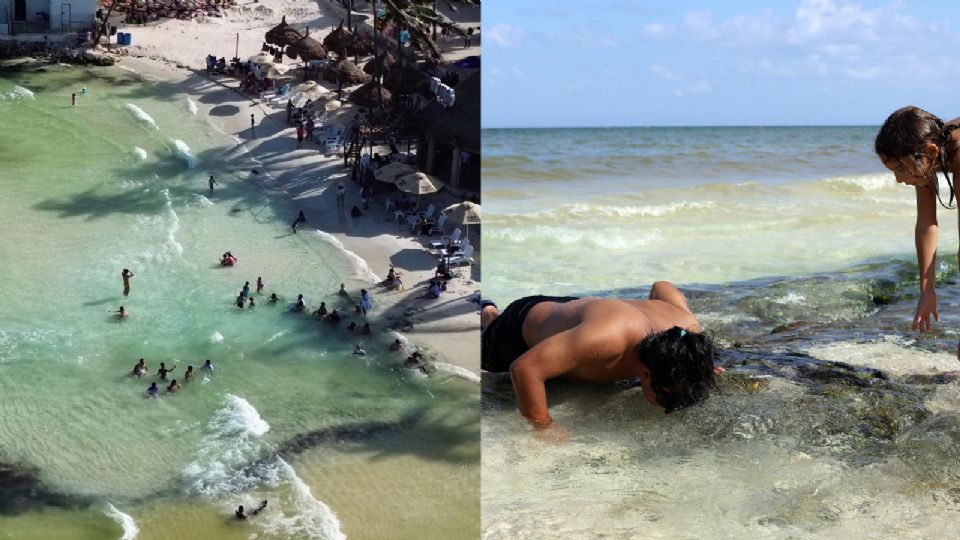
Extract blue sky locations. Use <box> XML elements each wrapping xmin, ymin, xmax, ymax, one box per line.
<box><xmin>481</xmin><ymin>0</ymin><xmax>959</xmax><ymax>127</ymax></box>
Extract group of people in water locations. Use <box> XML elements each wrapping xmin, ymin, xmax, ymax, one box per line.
<box><xmin>135</xmin><ymin>358</ymin><xmax>214</xmax><ymax>398</ymax></box>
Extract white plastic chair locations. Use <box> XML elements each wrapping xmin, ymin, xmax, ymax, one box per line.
<box><xmin>430</xmin><ymin>227</ymin><xmax>461</xmax><ymax>250</ymax></box>
<box><xmin>427</xmin><ymin>214</ymin><xmax>446</xmax><ymax>236</ymax></box>
<box><xmin>444</xmin><ymin>243</ymin><xmax>474</xmax><ymax>266</ymax></box>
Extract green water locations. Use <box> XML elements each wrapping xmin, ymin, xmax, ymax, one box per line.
<box><xmin>0</xmin><ymin>64</ymin><xmax>478</xmax><ymax>539</ymax></box>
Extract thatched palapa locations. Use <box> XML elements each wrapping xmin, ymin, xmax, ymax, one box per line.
<box><xmin>265</xmin><ymin>16</ymin><xmax>303</xmax><ymax>47</ymax></box>
<box><xmin>322</xmin><ymin>57</ymin><xmax>368</xmax><ymax>85</ymax></box>
<box><xmin>322</xmin><ymin>22</ymin><xmax>373</xmax><ymax>57</ymax></box>
<box><xmin>292</xmin><ymin>28</ymin><xmax>328</xmax><ymax>62</ymax></box>
<box><xmin>349</xmin><ymin>81</ymin><xmax>393</xmax><ymax>108</ymax></box>
<box><xmin>362</xmin><ymin>50</ymin><xmax>396</xmax><ymax>74</ymax></box>
<box><xmin>383</xmin><ymin>64</ymin><xmax>428</xmax><ymax>95</ymax></box>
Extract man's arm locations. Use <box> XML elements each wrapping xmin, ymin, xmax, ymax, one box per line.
<box><xmin>509</xmin><ymin>319</ymin><xmax>630</xmax><ymax>428</ymax></box>
<box><xmin>648</xmin><ymin>281</ymin><xmax>692</xmax><ymax>313</ymax></box>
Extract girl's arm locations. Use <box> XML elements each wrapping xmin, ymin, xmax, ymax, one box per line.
<box><xmin>915</xmin><ymin>184</ymin><xmax>939</xmax><ymax>332</ymax></box>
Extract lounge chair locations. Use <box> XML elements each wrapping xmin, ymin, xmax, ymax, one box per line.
<box><xmin>427</xmin><ymin>214</ymin><xmax>447</xmax><ymax>236</ymax></box>
<box><xmin>442</xmin><ymin>243</ymin><xmax>474</xmax><ymax>266</ymax></box>
<box><xmin>430</xmin><ymin>227</ymin><xmax>461</xmax><ymax>251</ymax></box>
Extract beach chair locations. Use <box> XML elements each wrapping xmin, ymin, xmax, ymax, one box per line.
<box><xmin>325</xmin><ymin>135</ymin><xmax>344</xmax><ymax>154</ymax></box>
<box><xmin>418</xmin><ymin>204</ymin><xmax>436</xmax><ymax>220</ymax></box>
<box><xmin>427</xmin><ymin>214</ymin><xmax>447</xmax><ymax>236</ymax></box>
<box><xmin>430</xmin><ymin>228</ymin><xmax>461</xmax><ymax>251</ymax></box>
<box><xmin>443</xmin><ymin>243</ymin><xmax>474</xmax><ymax>266</ymax></box>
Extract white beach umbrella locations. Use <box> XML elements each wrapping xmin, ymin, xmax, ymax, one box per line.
<box><xmin>442</xmin><ymin>201</ymin><xmax>481</xmax><ymax>245</ymax></box>
<box><xmin>396</xmin><ymin>172</ymin><xmax>443</xmax><ymax>208</ymax></box>
<box><xmin>248</xmin><ymin>53</ymin><xmax>275</xmax><ymax>66</ymax></box>
<box><xmin>373</xmin><ymin>162</ymin><xmax>415</xmax><ymax>183</ymax></box>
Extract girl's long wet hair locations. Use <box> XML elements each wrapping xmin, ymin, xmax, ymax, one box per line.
<box><xmin>875</xmin><ymin>106</ymin><xmax>959</xmax><ymax>209</ymax></box>
<box><xmin>637</xmin><ymin>326</ymin><xmax>717</xmax><ymax>406</ymax></box>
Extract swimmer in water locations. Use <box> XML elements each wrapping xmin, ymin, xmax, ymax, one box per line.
<box><xmin>313</xmin><ymin>302</ymin><xmax>328</xmax><ymax>319</ymax></box>
<box><xmin>121</xmin><ymin>268</ymin><xmax>134</xmax><ymax>296</ymax></box>
<box><xmin>147</xmin><ymin>382</ymin><xmax>159</xmax><ymax>398</ymax></box>
<box><xmin>354</xmin><ymin>344</ymin><xmax>366</xmax><ymax>357</ymax></box>
<box><xmin>295</xmin><ymin>294</ymin><xmax>305</xmax><ymax>311</ymax></box>
<box><xmin>389</xmin><ymin>339</ymin><xmax>402</xmax><ymax>352</ymax></box>
<box><xmin>347</xmin><ymin>322</ymin><xmax>357</xmax><ymax>331</ymax></box>
<box><xmin>361</xmin><ymin>323</ymin><xmax>371</xmax><ymax>335</ymax></box>
<box><xmin>184</xmin><ymin>365</ymin><xmax>195</xmax><ymax>380</ymax></box>
<box><xmin>327</xmin><ymin>309</ymin><xmax>341</xmax><ymax>323</ymax></box>
<box><xmin>132</xmin><ymin>358</ymin><xmax>148</xmax><ymax>377</ymax></box>
<box><xmin>338</xmin><ymin>283</ymin><xmax>349</xmax><ymax>297</ymax></box>
<box><xmin>251</xmin><ymin>500</ymin><xmax>268</xmax><ymax>516</ymax></box>
<box><xmin>112</xmin><ymin>306</ymin><xmax>128</xmax><ymax>318</ymax></box>
<box><xmin>236</xmin><ymin>294</ymin><xmax>245</xmax><ymax>309</ymax></box>
<box><xmin>247</xmin><ymin>297</ymin><xmax>255</xmax><ymax>309</ymax></box>
<box><xmin>157</xmin><ymin>362</ymin><xmax>176</xmax><ymax>381</ymax></box>
<box><xmin>268</xmin><ymin>293</ymin><xmax>279</xmax><ymax>304</ymax></box>
<box><xmin>235</xmin><ymin>505</ymin><xmax>246</xmax><ymax>520</ymax></box>
<box><xmin>256</xmin><ymin>277</ymin><xmax>264</xmax><ymax>293</ymax></box>
<box><xmin>167</xmin><ymin>379</ymin><xmax>181</xmax><ymax>393</ymax></box>
<box><xmin>202</xmin><ymin>359</ymin><xmax>214</xmax><ymax>372</ymax></box>
<box><xmin>242</xmin><ymin>281</ymin><xmax>250</xmax><ymax>298</ymax></box>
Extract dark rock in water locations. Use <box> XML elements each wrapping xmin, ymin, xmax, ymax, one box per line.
<box><xmin>0</xmin><ymin>463</ymin><xmax>80</xmax><ymax>515</ymax></box>
<box><xmin>276</xmin><ymin>408</ymin><xmax>425</xmax><ymax>458</ymax></box>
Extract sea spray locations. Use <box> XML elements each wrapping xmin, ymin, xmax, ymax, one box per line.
<box><xmin>171</xmin><ymin>139</ymin><xmax>197</xmax><ymax>169</ymax></box>
<box><xmin>133</xmin><ymin>147</ymin><xmax>148</xmax><ymax>160</ymax></box>
<box><xmin>160</xmin><ymin>189</ymin><xmax>184</xmax><ymax>258</ymax></box>
<box><xmin>313</xmin><ymin>230</ymin><xmax>381</xmax><ymax>283</ymax></box>
<box><xmin>186</xmin><ymin>97</ymin><xmax>198</xmax><ymax>115</ymax></box>
<box><xmin>182</xmin><ymin>394</ymin><xmax>271</xmax><ymax>496</ymax></box>
<box><xmin>104</xmin><ymin>503</ymin><xmax>139</xmax><ymax>540</ymax></box>
<box><xmin>1</xmin><ymin>86</ymin><xmax>35</xmax><ymax>100</ymax></box>
<box><xmin>210</xmin><ymin>331</ymin><xmax>224</xmax><ymax>343</ymax></box>
<box><xmin>431</xmin><ymin>362</ymin><xmax>481</xmax><ymax>383</ymax></box>
<box><xmin>124</xmin><ymin>104</ymin><xmax>158</xmax><ymax>129</ymax></box>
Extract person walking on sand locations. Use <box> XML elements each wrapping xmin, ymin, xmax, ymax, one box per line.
<box><xmin>250</xmin><ymin>113</ymin><xmax>256</xmax><ymax>138</ymax></box>
<box><xmin>296</xmin><ymin>122</ymin><xmax>305</xmax><ymax>149</ymax></box>
<box><xmin>208</xmin><ymin>175</ymin><xmax>218</xmax><ymax>192</ymax></box>
<box><xmin>480</xmin><ymin>281</ymin><xmax>724</xmax><ymax>428</ymax></box>
<box><xmin>121</xmin><ymin>268</ymin><xmax>134</xmax><ymax>297</ymax></box>
<box><xmin>286</xmin><ymin>99</ymin><xmax>294</xmax><ymax>124</ymax></box>
<box><xmin>291</xmin><ymin>210</ymin><xmax>307</xmax><ymax>233</ymax></box>
<box><xmin>71</xmin><ymin>93</ymin><xmax>76</xmax><ymax>106</ymax></box>
<box><xmin>875</xmin><ymin>107</ymin><xmax>960</xmax><ymax>356</ymax></box>
<box><xmin>336</xmin><ymin>183</ymin><xmax>346</xmax><ymax>208</ymax></box>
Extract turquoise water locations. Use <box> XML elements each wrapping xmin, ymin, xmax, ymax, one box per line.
<box><xmin>0</xmin><ymin>64</ymin><xmax>478</xmax><ymax>539</ymax></box>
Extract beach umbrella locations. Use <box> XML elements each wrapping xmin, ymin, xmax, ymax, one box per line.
<box><xmin>322</xmin><ymin>22</ymin><xmax>354</xmax><ymax>53</ymax></box>
<box><xmin>322</xmin><ymin>56</ymin><xmax>368</xmax><ymax>86</ymax></box>
<box><xmin>362</xmin><ymin>50</ymin><xmax>396</xmax><ymax>74</ymax></box>
<box><xmin>248</xmin><ymin>53</ymin><xmax>275</xmax><ymax>66</ymax></box>
<box><xmin>441</xmin><ymin>201</ymin><xmax>481</xmax><ymax>243</ymax></box>
<box><xmin>263</xmin><ymin>63</ymin><xmax>292</xmax><ymax>79</ymax></box>
<box><xmin>383</xmin><ymin>64</ymin><xmax>428</xmax><ymax>95</ymax></box>
<box><xmin>452</xmin><ymin>55</ymin><xmax>480</xmax><ymax>69</ymax></box>
<box><xmin>324</xmin><ymin>99</ymin><xmax>342</xmax><ymax>112</ymax></box>
<box><xmin>374</xmin><ymin>162</ymin><xmax>415</xmax><ymax>183</ymax></box>
<box><xmin>396</xmin><ymin>171</ymin><xmax>443</xmax><ymax>209</ymax></box>
<box><xmin>288</xmin><ymin>81</ymin><xmax>332</xmax><ymax>104</ymax></box>
<box><xmin>265</xmin><ymin>16</ymin><xmax>303</xmax><ymax>47</ymax></box>
<box><xmin>349</xmin><ymin>81</ymin><xmax>392</xmax><ymax>108</ymax></box>
<box><xmin>292</xmin><ymin>28</ymin><xmax>328</xmax><ymax>62</ymax></box>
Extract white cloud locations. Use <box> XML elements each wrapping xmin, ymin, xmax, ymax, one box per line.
<box><xmin>683</xmin><ymin>10</ymin><xmax>720</xmax><ymax>40</ymax></box>
<box><xmin>486</xmin><ymin>24</ymin><xmax>524</xmax><ymax>48</ymax></box>
<box><xmin>641</xmin><ymin>23</ymin><xmax>670</xmax><ymax>39</ymax></box>
<box><xmin>688</xmin><ymin>80</ymin><xmax>713</xmax><ymax>94</ymax></box>
<box><xmin>650</xmin><ymin>64</ymin><xmax>678</xmax><ymax>80</ymax></box>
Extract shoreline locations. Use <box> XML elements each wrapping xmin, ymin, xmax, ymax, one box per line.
<box><xmin>114</xmin><ymin>50</ymin><xmax>481</xmax><ymax>376</ymax></box>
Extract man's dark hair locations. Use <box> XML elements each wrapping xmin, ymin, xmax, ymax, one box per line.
<box><xmin>637</xmin><ymin>326</ymin><xmax>717</xmax><ymax>411</ymax></box>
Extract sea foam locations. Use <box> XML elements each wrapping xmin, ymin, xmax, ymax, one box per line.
<box><xmin>124</xmin><ymin>104</ymin><xmax>158</xmax><ymax>129</ymax></box>
<box><xmin>171</xmin><ymin>139</ymin><xmax>197</xmax><ymax>169</ymax></box>
<box><xmin>133</xmin><ymin>147</ymin><xmax>148</xmax><ymax>160</ymax></box>
<box><xmin>104</xmin><ymin>503</ymin><xmax>139</xmax><ymax>540</ymax></box>
<box><xmin>186</xmin><ymin>97</ymin><xmax>198</xmax><ymax>115</ymax></box>
<box><xmin>1</xmin><ymin>85</ymin><xmax>35</xmax><ymax>100</ymax></box>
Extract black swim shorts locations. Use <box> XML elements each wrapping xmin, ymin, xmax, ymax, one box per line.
<box><xmin>480</xmin><ymin>295</ymin><xmax>580</xmax><ymax>372</ymax></box>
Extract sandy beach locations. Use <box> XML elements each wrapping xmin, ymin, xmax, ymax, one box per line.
<box><xmin>110</xmin><ymin>0</ymin><xmax>481</xmax><ymax>375</ymax></box>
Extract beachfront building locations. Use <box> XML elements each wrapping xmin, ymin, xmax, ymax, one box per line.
<box><xmin>1</xmin><ymin>0</ymin><xmax>95</xmax><ymax>36</ymax></box>
<box><xmin>416</xmin><ymin>71</ymin><xmax>479</xmax><ymax>194</ymax></box>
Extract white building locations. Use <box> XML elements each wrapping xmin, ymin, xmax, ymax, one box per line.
<box><xmin>1</xmin><ymin>0</ymin><xmax>97</xmax><ymax>36</ymax></box>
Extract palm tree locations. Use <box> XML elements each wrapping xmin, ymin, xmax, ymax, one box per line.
<box><xmin>378</xmin><ymin>0</ymin><xmax>476</xmax><ymax>108</ymax></box>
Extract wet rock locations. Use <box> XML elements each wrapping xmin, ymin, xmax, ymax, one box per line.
<box><xmin>0</xmin><ymin>463</ymin><xmax>80</xmax><ymax>515</ymax></box>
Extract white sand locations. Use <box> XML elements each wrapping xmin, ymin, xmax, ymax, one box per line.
<box><xmin>111</xmin><ymin>0</ymin><xmax>481</xmax><ymax>374</ymax></box>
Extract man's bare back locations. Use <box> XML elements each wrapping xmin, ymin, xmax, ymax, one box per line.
<box><xmin>481</xmin><ymin>282</ymin><xmax>717</xmax><ymax>427</ymax></box>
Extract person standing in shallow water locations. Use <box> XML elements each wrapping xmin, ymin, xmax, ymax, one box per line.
<box><xmin>875</xmin><ymin>107</ymin><xmax>960</xmax><ymax>355</ymax></box>
<box><xmin>121</xmin><ymin>268</ymin><xmax>134</xmax><ymax>296</ymax></box>
<box><xmin>291</xmin><ymin>211</ymin><xmax>306</xmax><ymax>233</ymax></box>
